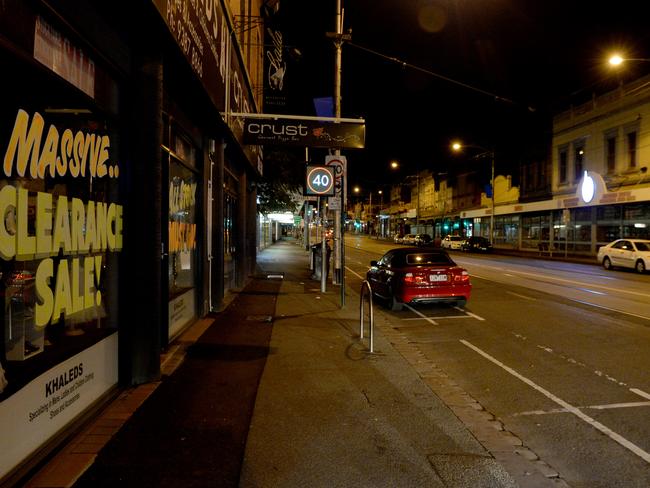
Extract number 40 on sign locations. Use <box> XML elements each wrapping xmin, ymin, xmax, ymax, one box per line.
<box><xmin>304</xmin><ymin>165</ymin><xmax>335</xmax><ymax>196</ymax></box>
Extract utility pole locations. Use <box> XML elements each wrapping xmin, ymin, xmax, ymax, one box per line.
<box><xmin>416</xmin><ymin>172</ymin><xmax>420</xmax><ymax>234</ymax></box>
<box><xmin>490</xmin><ymin>151</ymin><xmax>495</xmax><ymax>245</ymax></box>
<box><xmin>368</xmin><ymin>191</ymin><xmax>372</xmax><ymax>234</ymax></box>
<box><xmin>327</xmin><ymin>0</ymin><xmax>350</xmax><ymax>307</ymax></box>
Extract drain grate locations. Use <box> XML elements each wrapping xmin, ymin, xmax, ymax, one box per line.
<box><xmin>246</xmin><ymin>315</ymin><xmax>274</xmax><ymax>323</ymax></box>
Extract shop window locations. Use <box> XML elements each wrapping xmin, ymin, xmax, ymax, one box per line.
<box><xmin>622</xmin><ymin>203</ymin><xmax>650</xmax><ymax>239</ymax></box>
<box><xmin>494</xmin><ymin>215</ymin><xmax>519</xmax><ymax>246</ymax></box>
<box><xmin>165</xmin><ymin>121</ymin><xmax>199</xmax><ymax>339</ymax></box>
<box><xmin>596</xmin><ymin>204</ymin><xmax>622</xmax><ymax>243</ymax></box>
<box><xmin>0</xmin><ymin>44</ymin><xmax>121</xmax><ymax>402</ymax></box>
<box><xmin>224</xmin><ymin>193</ymin><xmax>238</xmax><ymax>294</ymax></box>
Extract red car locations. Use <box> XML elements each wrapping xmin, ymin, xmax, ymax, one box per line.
<box><xmin>366</xmin><ymin>248</ymin><xmax>471</xmax><ymax>311</ymax></box>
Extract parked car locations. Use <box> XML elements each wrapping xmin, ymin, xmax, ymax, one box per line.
<box><xmin>597</xmin><ymin>239</ymin><xmax>650</xmax><ymax>273</ymax></box>
<box><xmin>461</xmin><ymin>236</ymin><xmax>492</xmax><ymax>253</ymax></box>
<box><xmin>393</xmin><ymin>234</ymin><xmax>404</xmax><ymax>244</ymax></box>
<box><xmin>440</xmin><ymin>235</ymin><xmax>464</xmax><ymax>250</ymax></box>
<box><xmin>366</xmin><ymin>247</ymin><xmax>471</xmax><ymax>311</ymax></box>
<box><xmin>402</xmin><ymin>234</ymin><xmax>417</xmax><ymax>245</ymax></box>
<box><xmin>415</xmin><ymin>234</ymin><xmax>432</xmax><ymax>247</ymax></box>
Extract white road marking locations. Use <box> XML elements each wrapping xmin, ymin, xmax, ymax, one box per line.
<box><xmin>345</xmin><ymin>266</ymin><xmax>365</xmax><ymax>280</ymax></box>
<box><xmin>578</xmin><ymin>288</ymin><xmax>606</xmax><ymax>295</ymax></box>
<box><xmin>468</xmin><ymin>273</ymin><xmax>490</xmax><ymax>280</ymax></box>
<box><xmin>453</xmin><ymin>306</ymin><xmax>485</xmax><ymax>321</ymax></box>
<box><xmin>514</xmin><ymin>401</ymin><xmax>650</xmax><ymax>416</ymax></box>
<box><xmin>567</xmin><ymin>298</ymin><xmax>650</xmax><ymax>322</ymax></box>
<box><xmin>506</xmin><ymin>291</ymin><xmax>536</xmax><ymax>301</ymax></box>
<box><xmin>589</xmin><ymin>401</ymin><xmax>650</xmax><ymax>410</ymax></box>
<box><xmin>631</xmin><ymin>388</ymin><xmax>650</xmax><ymax>401</ymax></box>
<box><xmin>401</xmin><ymin>315</ymin><xmax>474</xmax><ymax>321</ymax></box>
<box><xmin>461</xmin><ymin>339</ymin><xmax>650</xmax><ymax>464</ymax></box>
<box><xmin>403</xmin><ymin>304</ymin><xmax>438</xmax><ymax>325</ymax></box>
<box><xmin>467</xmin><ymin>262</ymin><xmax>650</xmax><ymax>299</ymax></box>
<box><xmin>465</xmin><ymin>263</ymin><xmax>650</xmax><ymax>321</ymax></box>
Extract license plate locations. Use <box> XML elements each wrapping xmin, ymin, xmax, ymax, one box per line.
<box><xmin>429</xmin><ymin>274</ymin><xmax>448</xmax><ymax>282</ymax></box>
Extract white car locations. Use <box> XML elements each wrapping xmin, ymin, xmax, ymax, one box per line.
<box><xmin>402</xmin><ymin>234</ymin><xmax>417</xmax><ymax>245</ymax></box>
<box><xmin>597</xmin><ymin>239</ymin><xmax>650</xmax><ymax>273</ymax></box>
<box><xmin>441</xmin><ymin>235</ymin><xmax>464</xmax><ymax>250</ymax></box>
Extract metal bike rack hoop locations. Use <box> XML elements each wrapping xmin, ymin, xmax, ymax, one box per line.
<box><xmin>359</xmin><ymin>280</ymin><xmax>375</xmax><ymax>353</ymax></box>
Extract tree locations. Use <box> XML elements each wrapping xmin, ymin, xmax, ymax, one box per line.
<box><xmin>256</xmin><ymin>148</ymin><xmax>304</xmax><ymax>215</ymax></box>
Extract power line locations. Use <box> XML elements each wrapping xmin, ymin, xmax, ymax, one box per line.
<box><xmin>347</xmin><ymin>41</ymin><xmax>519</xmax><ymax>106</ymax></box>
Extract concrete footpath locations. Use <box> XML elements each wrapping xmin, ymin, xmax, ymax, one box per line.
<box><xmin>26</xmin><ymin>239</ymin><xmax>566</xmax><ymax>487</ymax></box>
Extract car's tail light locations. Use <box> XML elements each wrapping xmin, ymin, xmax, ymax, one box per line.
<box><xmin>404</xmin><ymin>272</ymin><xmax>428</xmax><ymax>284</ymax></box>
<box><xmin>453</xmin><ymin>270</ymin><xmax>470</xmax><ymax>282</ymax></box>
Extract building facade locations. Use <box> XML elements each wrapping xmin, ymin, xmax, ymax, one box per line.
<box><xmin>378</xmin><ymin>76</ymin><xmax>650</xmax><ymax>255</ymax></box>
<box><xmin>0</xmin><ymin>0</ymin><xmax>265</xmax><ymax>483</ymax></box>
<box><xmin>461</xmin><ymin>76</ymin><xmax>650</xmax><ymax>254</ymax></box>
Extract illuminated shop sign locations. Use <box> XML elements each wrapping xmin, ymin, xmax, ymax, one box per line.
<box><xmin>580</xmin><ymin>171</ymin><xmax>595</xmax><ymax>203</ymax></box>
<box><xmin>243</xmin><ymin>118</ymin><xmax>365</xmax><ymax>149</ymax></box>
<box><xmin>570</xmin><ymin>171</ymin><xmax>607</xmax><ymax>206</ymax></box>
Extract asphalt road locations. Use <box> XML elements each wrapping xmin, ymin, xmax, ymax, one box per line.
<box><xmin>343</xmin><ymin>235</ymin><xmax>650</xmax><ymax>488</ymax></box>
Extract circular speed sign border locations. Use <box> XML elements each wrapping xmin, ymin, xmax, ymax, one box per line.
<box><xmin>305</xmin><ymin>165</ymin><xmax>336</xmax><ymax>196</ymax></box>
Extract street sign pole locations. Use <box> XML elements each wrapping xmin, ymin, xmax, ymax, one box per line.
<box><xmin>332</xmin><ymin>0</ymin><xmax>346</xmax><ymax>308</ymax></box>
<box><xmin>340</xmin><ymin>176</ymin><xmax>345</xmax><ymax>307</ymax></box>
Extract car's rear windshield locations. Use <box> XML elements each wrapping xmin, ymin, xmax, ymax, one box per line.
<box><xmin>450</xmin><ymin>236</ymin><xmax>463</xmax><ymax>241</ymax></box>
<box><xmin>404</xmin><ymin>253</ymin><xmax>453</xmax><ymax>265</ymax></box>
<box><xmin>636</xmin><ymin>242</ymin><xmax>650</xmax><ymax>252</ymax></box>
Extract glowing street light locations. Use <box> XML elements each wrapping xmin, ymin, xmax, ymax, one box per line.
<box><xmin>451</xmin><ymin>140</ymin><xmax>496</xmax><ymax>244</ymax></box>
<box><xmin>608</xmin><ymin>54</ymin><xmax>624</xmax><ymax>66</ymax></box>
<box><xmin>608</xmin><ymin>53</ymin><xmax>650</xmax><ymax>67</ymax></box>
<box><xmin>391</xmin><ymin>160</ymin><xmax>421</xmax><ymax>231</ymax></box>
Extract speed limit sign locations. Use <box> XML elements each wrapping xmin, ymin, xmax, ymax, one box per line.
<box><xmin>305</xmin><ymin>165</ymin><xmax>336</xmax><ymax>196</ymax></box>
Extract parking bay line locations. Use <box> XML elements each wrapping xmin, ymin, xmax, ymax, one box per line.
<box><xmin>631</xmin><ymin>388</ymin><xmax>650</xmax><ymax>401</ymax></box>
<box><xmin>403</xmin><ymin>304</ymin><xmax>438</xmax><ymax>325</ymax></box>
<box><xmin>345</xmin><ymin>266</ymin><xmax>365</xmax><ymax>280</ymax></box>
<box><xmin>506</xmin><ymin>291</ymin><xmax>536</xmax><ymax>301</ymax></box>
<box><xmin>401</xmin><ymin>315</ymin><xmax>476</xmax><ymax>321</ymax></box>
<box><xmin>460</xmin><ymin>339</ymin><xmax>650</xmax><ymax>464</ymax></box>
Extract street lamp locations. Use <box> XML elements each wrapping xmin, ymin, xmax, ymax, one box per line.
<box><xmin>608</xmin><ymin>54</ymin><xmax>650</xmax><ymax>66</ymax></box>
<box><xmin>451</xmin><ymin>141</ymin><xmax>496</xmax><ymax>245</ymax></box>
<box><xmin>390</xmin><ymin>161</ymin><xmax>420</xmax><ymax>233</ymax></box>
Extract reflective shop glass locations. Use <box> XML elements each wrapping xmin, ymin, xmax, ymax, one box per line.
<box><xmin>0</xmin><ymin>44</ymin><xmax>121</xmax><ymax>400</ymax></box>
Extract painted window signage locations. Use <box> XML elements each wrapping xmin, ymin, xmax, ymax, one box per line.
<box><xmin>169</xmin><ymin>177</ymin><xmax>197</xmax><ymax>253</ymax></box>
<box><xmin>3</xmin><ymin>110</ymin><xmax>120</xmax><ymax>180</ymax></box>
<box><xmin>0</xmin><ymin>109</ymin><xmax>123</xmax><ymax>333</ymax></box>
<box><xmin>0</xmin><ymin>185</ymin><xmax>122</xmax><ymax>327</ymax></box>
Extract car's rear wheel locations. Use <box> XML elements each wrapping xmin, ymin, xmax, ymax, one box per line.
<box><xmin>636</xmin><ymin>260</ymin><xmax>646</xmax><ymax>274</ymax></box>
<box><xmin>387</xmin><ymin>292</ymin><xmax>403</xmax><ymax>311</ymax></box>
<box><xmin>455</xmin><ymin>299</ymin><xmax>467</xmax><ymax>308</ymax></box>
<box><xmin>602</xmin><ymin>257</ymin><xmax>612</xmax><ymax>270</ymax></box>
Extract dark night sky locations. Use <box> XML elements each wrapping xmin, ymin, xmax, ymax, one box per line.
<box><xmin>273</xmin><ymin>0</ymin><xmax>650</xmax><ymax>190</ymax></box>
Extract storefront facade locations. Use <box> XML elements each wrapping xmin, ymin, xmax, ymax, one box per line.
<box><xmin>461</xmin><ymin>75</ymin><xmax>650</xmax><ymax>256</ymax></box>
<box><xmin>0</xmin><ymin>0</ymin><xmax>263</xmax><ymax>483</ymax></box>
